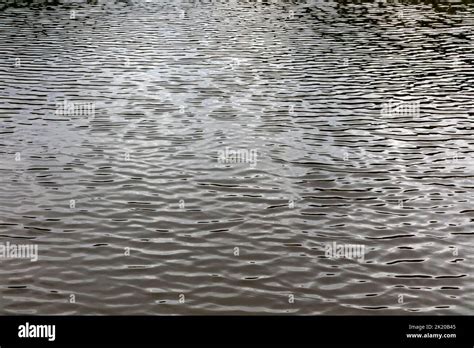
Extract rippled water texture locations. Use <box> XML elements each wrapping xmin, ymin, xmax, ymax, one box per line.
<box><xmin>0</xmin><ymin>0</ymin><xmax>473</xmax><ymax>314</ymax></box>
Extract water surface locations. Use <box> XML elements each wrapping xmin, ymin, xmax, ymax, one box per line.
<box><xmin>0</xmin><ymin>0</ymin><xmax>473</xmax><ymax>314</ymax></box>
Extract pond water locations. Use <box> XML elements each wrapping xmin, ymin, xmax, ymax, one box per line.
<box><xmin>0</xmin><ymin>0</ymin><xmax>473</xmax><ymax>314</ymax></box>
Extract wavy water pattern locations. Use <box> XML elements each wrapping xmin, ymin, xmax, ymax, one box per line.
<box><xmin>0</xmin><ymin>0</ymin><xmax>473</xmax><ymax>314</ymax></box>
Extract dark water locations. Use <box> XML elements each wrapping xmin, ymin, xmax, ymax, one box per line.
<box><xmin>0</xmin><ymin>0</ymin><xmax>473</xmax><ymax>314</ymax></box>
